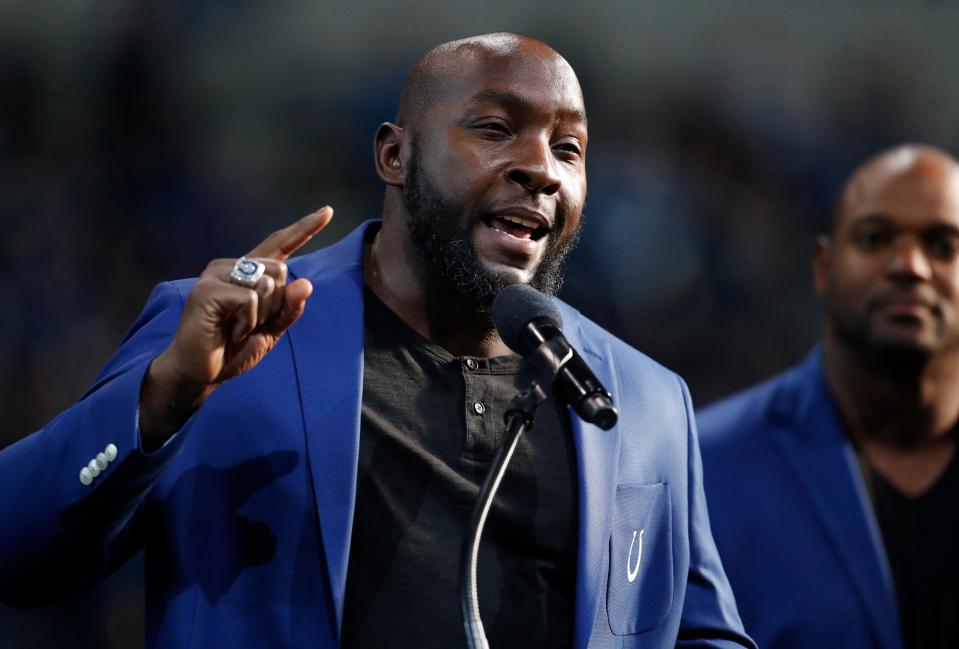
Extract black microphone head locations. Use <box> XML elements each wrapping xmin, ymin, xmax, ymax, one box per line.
<box><xmin>491</xmin><ymin>284</ymin><xmax>563</xmax><ymax>355</ymax></box>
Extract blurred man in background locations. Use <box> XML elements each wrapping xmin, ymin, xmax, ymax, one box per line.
<box><xmin>699</xmin><ymin>144</ymin><xmax>959</xmax><ymax>649</ymax></box>
<box><xmin>0</xmin><ymin>33</ymin><xmax>753</xmax><ymax>648</ymax></box>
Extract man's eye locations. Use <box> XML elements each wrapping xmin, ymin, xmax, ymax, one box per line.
<box><xmin>855</xmin><ymin>231</ymin><xmax>891</xmax><ymax>250</ymax></box>
<box><xmin>927</xmin><ymin>236</ymin><xmax>958</xmax><ymax>260</ymax></box>
<box><xmin>554</xmin><ymin>142</ymin><xmax>582</xmax><ymax>158</ymax></box>
<box><xmin>476</xmin><ymin>122</ymin><xmax>509</xmax><ymax>136</ymax></box>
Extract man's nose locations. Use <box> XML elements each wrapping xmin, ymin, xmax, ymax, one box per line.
<box><xmin>885</xmin><ymin>237</ymin><xmax>933</xmax><ymax>281</ymax></box>
<box><xmin>505</xmin><ymin>137</ymin><xmax>561</xmax><ymax>196</ymax></box>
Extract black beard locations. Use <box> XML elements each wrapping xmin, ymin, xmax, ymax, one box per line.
<box><xmin>402</xmin><ymin>144</ymin><xmax>580</xmax><ymax>309</ymax></box>
<box><xmin>824</xmin><ymin>290</ymin><xmax>931</xmax><ymax>383</ymax></box>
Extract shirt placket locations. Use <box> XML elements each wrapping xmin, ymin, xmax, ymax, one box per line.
<box><xmin>461</xmin><ymin>357</ymin><xmax>501</xmax><ymax>459</ymax></box>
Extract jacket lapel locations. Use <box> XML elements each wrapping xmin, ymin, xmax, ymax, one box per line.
<box><xmin>769</xmin><ymin>350</ymin><xmax>902</xmax><ymax>649</ymax></box>
<box><xmin>557</xmin><ymin>304</ymin><xmax>622</xmax><ymax>649</ymax></box>
<box><xmin>286</xmin><ymin>223</ymin><xmax>373</xmax><ymax>641</ymax></box>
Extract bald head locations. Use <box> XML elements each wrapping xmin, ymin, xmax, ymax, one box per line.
<box><xmin>833</xmin><ymin>145</ymin><xmax>959</xmax><ymax>234</ymax></box>
<box><xmin>395</xmin><ymin>33</ymin><xmax>580</xmax><ymax>131</ymax></box>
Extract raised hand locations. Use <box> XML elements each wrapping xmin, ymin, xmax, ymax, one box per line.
<box><xmin>139</xmin><ymin>207</ymin><xmax>333</xmax><ymax>446</ymax></box>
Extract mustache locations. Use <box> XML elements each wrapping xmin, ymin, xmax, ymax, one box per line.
<box><xmin>479</xmin><ymin>200</ymin><xmax>566</xmax><ymax>237</ymax></box>
<box><xmin>865</xmin><ymin>287</ymin><xmax>941</xmax><ymax>316</ymax></box>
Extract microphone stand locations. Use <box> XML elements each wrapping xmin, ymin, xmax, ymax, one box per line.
<box><xmin>461</xmin><ymin>318</ymin><xmax>602</xmax><ymax>648</ymax></box>
<box><xmin>461</xmin><ymin>286</ymin><xmax>620</xmax><ymax>646</ymax></box>
<box><xmin>459</xmin><ymin>382</ymin><xmax>547</xmax><ymax>649</ymax></box>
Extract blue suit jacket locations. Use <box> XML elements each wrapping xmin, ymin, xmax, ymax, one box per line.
<box><xmin>0</xmin><ymin>222</ymin><xmax>752</xmax><ymax>648</ymax></box>
<box><xmin>698</xmin><ymin>349</ymin><xmax>902</xmax><ymax>649</ymax></box>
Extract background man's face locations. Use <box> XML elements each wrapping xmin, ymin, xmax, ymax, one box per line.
<box><xmin>816</xmin><ymin>161</ymin><xmax>959</xmax><ymax>358</ymax></box>
<box><xmin>402</xmin><ymin>43</ymin><xmax>588</xmax><ymax>307</ymax></box>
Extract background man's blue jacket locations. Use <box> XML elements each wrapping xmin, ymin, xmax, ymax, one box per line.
<box><xmin>1</xmin><ymin>222</ymin><xmax>753</xmax><ymax>648</ymax></box>
<box><xmin>698</xmin><ymin>349</ymin><xmax>902</xmax><ymax>649</ymax></box>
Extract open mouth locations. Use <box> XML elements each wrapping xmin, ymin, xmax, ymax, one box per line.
<box><xmin>482</xmin><ymin>214</ymin><xmax>550</xmax><ymax>241</ymax></box>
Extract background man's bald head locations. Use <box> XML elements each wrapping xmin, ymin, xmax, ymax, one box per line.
<box><xmin>395</xmin><ymin>33</ymin><xmax>576</xmax><ymax>130</ymax></box>
<box><xmin>832</xmin><ymin>144</ymin><xmax>959</xmax><ymax>233</ymax></box>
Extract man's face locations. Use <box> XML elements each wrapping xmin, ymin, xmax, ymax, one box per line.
<box><xmin>815</xmin><ymin>159</ymin><xmax>959</xmax><ymax>359</ymax></box>
<box><xmin>402</xmin><ymin>43</ymin><xmax>587</xmax><ymax>306</ymax></box>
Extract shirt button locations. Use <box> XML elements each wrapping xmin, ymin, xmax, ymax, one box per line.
<box><xmin>87</xmin><ymin>459</ymin><xmax>101</xmax><ymax>477</ymax></box>
<box><xmin>104</xmin><ymin>443</ymin><xmax>118</xmax><ymax>462</ymax></box>
<box><xmin>472</xmin><ymin>401</ymin><xmax>486</xmax><ymax>415</ymax></box>
<box><xmin>79</xmin><ymin>467</ymin><xmax>93</xmax><ymax>486</ymax></box>
<box><xmin>464</xmin><ymin>358</ymin><xmax>478</xmax><ymax>371</ymax></box>
<box><xmin>95</xmin><ymin>453</ymin><xmax>108</xmax><ymax>470</ymax></box>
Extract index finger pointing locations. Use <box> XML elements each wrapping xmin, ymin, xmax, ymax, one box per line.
<box><xmin>247</xmin><ymin>206</ymin><xmax>334</xmax><ymax>260</ymax></box>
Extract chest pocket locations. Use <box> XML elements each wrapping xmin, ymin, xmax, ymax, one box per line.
<box><xmin>606</xmin><ymin>482</ymin><xmax>673</xmax><ymax>636</ymax></box>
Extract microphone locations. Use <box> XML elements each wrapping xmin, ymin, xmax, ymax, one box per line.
<box><xmin>491</xmin><ymin>284</ymin><xmax>618</xmax><ymax>430</ymax></box>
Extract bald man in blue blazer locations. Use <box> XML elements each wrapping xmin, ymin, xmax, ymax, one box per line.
<box><xmin>0</xmin><ymin>34</ymin><xmax>752</xmax><ymax>648</ymax></box>
<box><xmin>699</xmin><ymin>145</ymin><xmax>959</xmax><ymax>649</ymax></box>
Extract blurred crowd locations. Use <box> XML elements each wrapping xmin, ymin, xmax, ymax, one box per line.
<box><xmin>2</xmin><ymin>1</ymin><xmax>959</xmax><ymax>646</ymax></box>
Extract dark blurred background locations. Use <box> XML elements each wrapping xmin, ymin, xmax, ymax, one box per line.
<box><xmin>2</xmin><ymin>1</ymin><xmax>959</xmax><ymax>646</ymax></box>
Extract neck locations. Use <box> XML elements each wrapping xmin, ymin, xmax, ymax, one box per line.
<box><xmin>821</xmin><ymin>330</ymin><xmax>959</xmax><ymax>450</ymax></box>
<box><xmin>364</xmin><ymin>216</ymin><xmax>512</xmax><ymax>358</ymax></box>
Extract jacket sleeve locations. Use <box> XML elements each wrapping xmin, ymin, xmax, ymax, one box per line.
<box><xmin>0</xmin><ymin>281</ymin><xmax>194</xmax><ymax>606</ymax></box>
<box><xmin>675</xmin><ymin>378</ymin><xmax>758</xmax><ymax>648</ymax></box>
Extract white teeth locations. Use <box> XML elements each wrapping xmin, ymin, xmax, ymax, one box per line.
<box><xmin>500</xmin><ymin>214</ymin><xmax>541</xmax><ymax>230</ymax></box>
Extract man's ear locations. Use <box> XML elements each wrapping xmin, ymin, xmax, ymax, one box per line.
<box><xmin>374</xmin><ymin>122</ymin><xmax>406</xmax><ymax>187</ymax></box>
<box><xmin>813</xmin><ymin>234</ymin><xmax>832</xmax><ymax>296</ymax></box>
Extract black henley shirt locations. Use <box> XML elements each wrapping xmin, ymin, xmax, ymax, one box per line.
<box><xmin>340</xmin><ymin>286</ymin><xmax>578</xmax><ymax>648</ymax></box>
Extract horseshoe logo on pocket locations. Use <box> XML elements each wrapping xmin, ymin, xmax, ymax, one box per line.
<box><xmin>627</xmin><ymin>529</ymin><xmax>645</xmax><ymax>583</ymax></box>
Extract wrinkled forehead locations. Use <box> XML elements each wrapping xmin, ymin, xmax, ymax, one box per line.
<box><xmin>427</xmin><ymin>41</ymin><xmax>585</xmax><ymax>121</ymax></box>
<box><xmin>837</xmin><ymin>151</ymin><xmax>959</xmax><ymax>229</ymax></box>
